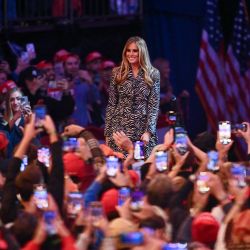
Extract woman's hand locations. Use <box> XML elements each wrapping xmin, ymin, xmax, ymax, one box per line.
<box><xmin>140</xmin><ymin>132</ymin><xmax>150</xmax><ymax>145</ymax></box>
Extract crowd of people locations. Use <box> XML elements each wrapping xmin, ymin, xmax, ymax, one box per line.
<box><xmin>0</xmin><ymin>36</ymin><xmax>249</xmax><ymax>250</ymax></box>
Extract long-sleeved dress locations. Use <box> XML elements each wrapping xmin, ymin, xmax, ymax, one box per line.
<box><xmin>104</xmin><ymin>67</ymin><xmax>160</xmax><ymax>157</ymax></box>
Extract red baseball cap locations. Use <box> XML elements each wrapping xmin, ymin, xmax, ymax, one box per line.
<box><xmin>36</xmin><ymin>60</ymin><xmax>53</xmax><ymax>70</ymax></box>
<box><xmin>191</xmin><ymin>212</ymin><xmax>219</xmax><ymax>245</ymax></box>
<box><xmin>0</xmin><ymin>80</ymin><xmax>17</xmax><ymax>94</ymax></box>
<box><xmin>100</xmin><ymin>60</ymin><xmax>115</xmax><ymax>70</ymax></box>
<box><xmin>85</xmin><ymin>51</ymin><xmax>102</xmax><ymax>63</ymax></box>
<box><xmin>101</xmin><ymin>188</ymin><xmax>119</xmax><ymax>215</ymax></box>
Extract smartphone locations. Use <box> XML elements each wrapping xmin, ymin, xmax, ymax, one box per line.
<box><xmin>20</xmin><ymin>96</ymin><xmax>29</xmax><ymax>106</ymax></box>
<box><xmin>162</xmin><ymin>243</ymin><xmax>187</xmax><ymax>250</ymax></box>
<box><xmin>118</xmin><ymin>187</ymin><xmax>130</xmax><ymax>206</ymax></box>
<box><xmin>37</xmin><ymin>147</ymin><xmax>50</xmax><ymax>167</ymax></box>
<box><xmin>106</xmin><ymin>156</ymin><xmax>121</xmax><ymax>177</ymax></box>
<box><xmin>207</xmin><ymin>150</ymin><xmax>219</xmax><ymax>171</ymax></box>
<box><xmin>67</xmin><ymin>192</ymin><xmax>84</xmax><ymax>218</ymax></box>
<box><xmin>88</xmin><ymin>201</ymin><xmax>103</xmax><ymax>226</ymax></box>
<box><xmin>34</xmin><ymin>184</ymin><xmax>48</xmax><ymax>210</ymax></box>
<box><xmin>231</xmin><ymin>165</ymin><xmax>247</xmax><ymax>188</ymax></box>
<box><xmin>218</xmin><ymin>121</ymin><xmax>231</xmax><ymax>145</ymax></box>
<box><xmin>62</xmin><ymin>137</ymin><xmax>78</xmax><ymax>152</ymax></box>
<box><xmin>20</xmin><ymin>51</ymin><xmax>29</xmax><ymax>63</ymax></box>
<box><xmin>130</xmin><ymin>189</ymin><xmax>144</xmax><ymax>211</ymax></box>
<box><xmin>174</xmin><ymin>127</ymin><xmax>188</xmax><ymax>155</ymax></box>
<box><xmin>197</xmin><ymin>172</ymin><xmax>210</xmax><ymax>194</ymax></box>
<box><xmin>167</xmin><ymin>110</ymin><xmax>177</xmax><ymax>125</ymax></box>
<box><xmin>134</xmin><ymin>141</ymin><xmax>144</xmax><ymax>160</ymax></box>
<box><xmin>44</xmin><ymin>210</ymin><xmax>56</xmax><ymax>235</ymax></box>
<box><xmin>231</xmin><ymin>123</ymin><xmax>247</xmax><ymax>132</ymax></box>
<box><xmin>26</xmin><ymin>43</ymin><xmax>35</xmax><ymax>54</ymax></box>
<box><xmin>119</xmin><ymin>232</ymin><xmax>144</xmax><ymax>246</ymax></box>
<box><xmin>155</xmin><ymin>151</ymin><xmax>168</xmax><ymax>172</ymax></box>
<box><xmin>34</xmin><ymin>105</ymin><xmax>46</xmax><ymax>128</ymax></box>
<box><xmin>20</xmin><ymin>155</ymin><xmax>28</xmax><ymax>172</ymax></box>
<box><xmin>48</xmin><ymin>80</ymin><xmax>57</xmax><ymax>89</ymax></box>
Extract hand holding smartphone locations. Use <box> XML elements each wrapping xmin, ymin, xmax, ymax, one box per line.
<box><xmin>106</xmin><ymin>156</ymin><xmax>121</xmax><ymax>177</ymax></box>
<box><xmin>44</xmin><ymin>210</ymin><xmax>56</xmax><ymax>235</ymax></box>
<box><xmin>218</xmin><ymin>121</ymin><xmax>231</xmax><ymax>145</ymax></box>
<box><xmin>62</xmin><ymin>137</ymin><xmax>79</xmax><ymax>152</ymax></box>
<box><xmin>26</xmin><ymin>43</ymin><xmax>36</xmax><ymax>60</ymax></box>
<box><xmin>20</xmin><ymin>155</ymin><xmax>28</xmax><ymax>172</ymax></box>
<box><xmin>196</xmin><ymin>172</ymin><xmax>210</xmax><ymax>194</ymax></box>
<box><xmin>34</xmin><ymin>184</ymin><xmax>48</xmax><ymax>210</ymax></box>
<box><xmin>231</xmin><ymin>165</ymin><xmax>247</xmax><ymax>188</ymax></box>
<box><xmin>134</xmin><ymin>141</ymin><xmax>144</xmax><ymax>160</ymax></box>
<box><xmin>174</xmin><ymin>127</ymin><xmax>188</xmax><ymax>155</ymax></box>
<box><xmin>130</xmin><ymin>189</ymin><xmax>144</xmax><ymax>211</ymax></box>
<box><xmin>88</xmin><ymin>201</ymin><xmax>104</xmax><ymax>226</ymax></box>
<box><xmin>207</xmin><ymin>150</ymin><xmax>219</xmax><ymax>171</ymax></box>
<box><xmin>34</xmin><ymin>105</ymin><xmax>46</xmax><ymax>128</ymax></box>
<box><xmin>155</xmin><ymin>151</ymin><xmax>168</xmax><ymax>172</ymax></box>
<box><xmin>37</xmin><ymin>147</ymin><xmax>50</xmax><ymax>167</ymax></box>
<box><xmin>67</xmin><ymin>192</ymin><xmax>84</xmax><ymax>218</ymax></box>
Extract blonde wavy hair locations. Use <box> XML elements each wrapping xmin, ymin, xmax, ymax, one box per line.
<box><xmin>4</xmin><ymin>87</ymin><xmax>23</xmax><ymax>122</ymax></box>
<box><xmin>115</xmin><ymin>36</ymin><xmax>154</xmax><ymax>85</ymax></box>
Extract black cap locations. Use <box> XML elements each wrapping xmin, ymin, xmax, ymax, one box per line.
<box><xmin>19</xmin><ymin>66</ymin><xmax>43</xmax><ymax>82</ymax></box>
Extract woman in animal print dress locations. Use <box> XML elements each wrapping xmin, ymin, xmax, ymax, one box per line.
<box><xmin>104</xmin><ymin>36</ymin><xmax>160</xmax><ymax>158</ymax></box>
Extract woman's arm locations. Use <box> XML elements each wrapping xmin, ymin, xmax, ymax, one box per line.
<box><xmin>145</xmin><ymin>69</ymin><xmax>160</xmax><ymax>135</ymax></box>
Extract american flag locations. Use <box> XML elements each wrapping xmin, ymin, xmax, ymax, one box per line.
<box><xmin>196</xmin><ymin>0</ymin><xmax>250</xmax><ymax>159</ymax></box>
<box><xmin>195</xmin><ymin>0</ymin><xmax>230</xmax><ymax>132</ymax></box>
<box><xmin>225</xmin><ymin>0</ymin><xmax>250</xmax><ymax>124</ymax></box>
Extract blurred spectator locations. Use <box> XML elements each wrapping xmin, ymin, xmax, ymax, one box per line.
<box><xmin>0</xmin><ymin>70</ymin><xmax>8</xmax><ymax>86</ymax></box>
<box><xmin>64</xmin><ymin>53</ymin><xmax>102</xmax><ymax>127</ymax></box>
<box><xmin>99</xmin><ymin>59</ymin><xmax>116</xmax><ymax>117</ymax></box>
<box><xmin>85</xmin><ymin>51</ymin><xmax>102</xmax><ymax>86</ymax></box>
<box><xmin>63</xmin><ymin>151</ymin><xmax>95</xmax><ymax>192</ymax></box>
<box><xmin>54</xmin><ymin>49</ymin><xmax>70</xmax><ymax>80</ymax></box>
<box><xmin>0</xmin><ymin>87</ymin><xmax>31</xmax><ymax>157</ymax></box>
<box><xmin>19</xmin><ymin>66</ymin><xmax>75</xmax><ymax>128</ymax></box>
<box><xmin>84</xmin><ymin>52</ymin><xmax>104</xmax><ymax>126</ymax></box>
<box><xmin>0</xmin><ymin>60</ymin><xmax>11</xmax><ymax>75</ymax></box>
<box><xmin>153</xmin><ymin>58</ymin><xmax>174</xmax><ymax>115</ymax></box>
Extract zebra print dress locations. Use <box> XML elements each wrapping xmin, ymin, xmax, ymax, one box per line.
<box><xmin>104</xmin><ymin>66</ymin><xmax>160</xmax><ymax>158</ymax></box>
